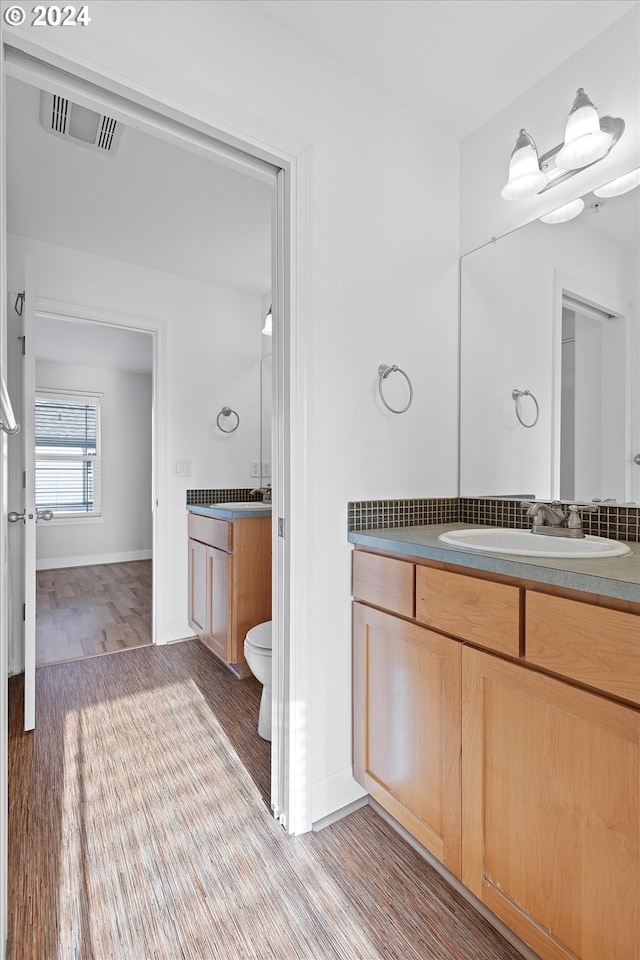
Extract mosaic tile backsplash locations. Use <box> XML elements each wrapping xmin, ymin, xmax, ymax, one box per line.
<box><xmin>348</xmin><ymin>497</ymin><xmax>640</xmax><ymax>542</ymax></box>
<box><xmin>187</xmin><ymin>488</ymin><xmax>268</xmax><ymax>506</ymax></box>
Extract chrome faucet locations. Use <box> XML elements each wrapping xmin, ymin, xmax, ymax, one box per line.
<box><xmin>250</xmin><ymin>484</ymin><xmax>272</xmax><ymax>503</ymax></box>
<box><xmin>520</xmin><ymin>500</ymin><xmax>598</xmax><ymax>538</ymax></box>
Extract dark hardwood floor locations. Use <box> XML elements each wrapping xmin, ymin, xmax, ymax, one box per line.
<box><xmin>7</xmin><ymin>639</ymin><xmax>526</xmax><ymax>960</ymax></box>
<box><xmin>36</xmin><ymin>560</ymin><xmax>152</xmax><ymax>667</ymax></box>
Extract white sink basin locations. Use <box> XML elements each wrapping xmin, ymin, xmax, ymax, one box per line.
<box><xmin>438</xmin><ymin>528</ymin><xmax>632</xmax><ymax>559</ymax></box>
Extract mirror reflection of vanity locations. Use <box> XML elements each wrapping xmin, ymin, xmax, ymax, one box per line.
<box><xmin>459</xmin><ymin>179</ymin><xmax>639</xmax><ymax>504</ymax></box>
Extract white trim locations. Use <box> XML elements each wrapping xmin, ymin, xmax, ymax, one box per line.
<box><xmin>2</xmin><ymin>40</ymin><xmax>313</xmax><ymax>840</ymax></box>
<box><xmin>0</xmin><ymin>41</ymin><xmax>8</xmax><ymax>953</ymax></box>
<box><xmin>36</xmin><ymin>549</ymin><xmax>152</xmax><ymax>571</ymax></box>
<box><xmin>311</xmin><ymin>764</ymin><xmax>368</xmax><ymax>827</ymax></box>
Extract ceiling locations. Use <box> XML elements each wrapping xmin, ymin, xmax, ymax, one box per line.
<box><xmin>5</xmin><ymin>0</ymin><xmax>636</xmax><ymax>318</ymax></box>
<box><xmin>6</xmin><ymin>79</ymin><xmax>273</xmax><ymax>296</ymax></box>
<box><xmin>248</xmin><ymin>0</ymin><xmax>638</xmax><ymax>140</ymax></box>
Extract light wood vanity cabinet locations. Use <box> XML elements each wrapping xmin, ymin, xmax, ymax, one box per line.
<box><xmin>462</xmin><ymin>644</ymin><xmax>639</xmax><ymax>960</ymax></box>
<box><xmin>353</xmin><ymin>601</ymin><xmax>462</xmax><ymax>876</ymax></box>
<box><xmin>352</xmin><ymin>545</ymin><xmax>640</xmax><ymax>960</ymax></box>
<box><xmin>188</xmin><ymin>512</ymin><xmax>271</xmax><ymax>678</ymax></box>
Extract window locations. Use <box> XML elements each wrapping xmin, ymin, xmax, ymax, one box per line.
<box><xmin>35</xmin><ymin>391</ymin><xmax>102</xmax><ymax>517</ymax></box>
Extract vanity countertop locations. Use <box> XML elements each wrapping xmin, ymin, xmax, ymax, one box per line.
<box><xmin>187</xmin><ymin>503</ymin><xmax>272</xmax><ymax>520</ymax></box>
<box><xmin>348</xmin><ymin>522</ymin><xmax>640</xmax><ymax>604</ymax></box>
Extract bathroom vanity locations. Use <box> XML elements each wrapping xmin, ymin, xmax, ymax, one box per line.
<box><xmin>349</xmin><ymin>522</ymin><xmax>639</xmax><ymax>960</ymax></box>
<box><xmin>187</xmin><ymin>503</ymin><xmax>271</xmax><ymax>678</ymax></box>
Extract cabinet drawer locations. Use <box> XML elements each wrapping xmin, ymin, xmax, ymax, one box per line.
<box><xmin>188</xmin><ymin>512</ymin><xmax>232</xmax><ymax>552</ymax></box>
<box><xmin>352</xmin><ymin>550</ymin><xmax>414</xmax><ymax>617</ymax></box>
<box><xmin>416</xmin><ymin>566</ymin><xmax>521</xmax><ymax>657</ymax></box>
<box><xmin>526</xmin><ymin>592</ymin><xmax>640</xmax><ymax>705</ymax></box>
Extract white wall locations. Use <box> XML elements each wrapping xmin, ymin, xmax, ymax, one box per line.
<box><xmin>35</xmin><ymin>359</ymin><xmax>152</xmax><ymax>569</ymax></box>
<box><xmin>460</xmin><ymin>7</ymin><xmax>639</xmax><ymax>253</ymax></box>
<box><xmin>8</xmin><ymin>234</ymin><xmax>264</xmax><ymax>640</ymax></box>
<box><xmin>3</xmin><ymin>0</ymin><xmax>460</xmax><ymax>824</ymax></box>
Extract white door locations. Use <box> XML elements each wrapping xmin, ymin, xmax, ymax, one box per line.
<box><xmin>8</xmin><ymin>259</ymin><xmax>50</xmax><ymax>731</ymax></box>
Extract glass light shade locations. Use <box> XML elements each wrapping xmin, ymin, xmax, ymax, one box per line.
<box><xmin>501</xmin><ymin>129</ymin><xmax>548</xmax><ymax>200</ymax></box>
<box><xmin>555</xmin><ymin>88</ymin><xmax>612</xmax><ymax>170</ymax></box>
<box><xmin>262</xmin><ymin>307</ymin><xmax>272</xmax><ymax>336</ymax></box>
<box><xmin>593</xmin><ymin>167</ymin><xmax>640</xmax><ymax>198</ymax></box>
<box><xmin>539</xmin><ymin>198</ymin><xmax>584</xmax><ymax>224</ymax></box>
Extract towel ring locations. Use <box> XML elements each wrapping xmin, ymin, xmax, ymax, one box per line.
<box><xmin>216</xmin><ymin>406</ymin><xmax>240</xmax><ymax>433</ymax></box>
<box><xmin>378</xmin><ymin>364</ymin><xmax>413</xmax><ymax>414</ymax></box>
<box><xmin>512</xmin><ymin>389</ymin><xmax>539</xmax><ymax>428</ymax></box>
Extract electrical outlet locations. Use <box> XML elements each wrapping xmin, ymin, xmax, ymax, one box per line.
<box><xmin>250</xmin><ymin>460</ymin><xmax>261</xmax><ymax>478</ymax></box>
<box><xmin>261</xmin><ymin>461</ymin><xmax>271</xmax><ymax>478</ymax></box>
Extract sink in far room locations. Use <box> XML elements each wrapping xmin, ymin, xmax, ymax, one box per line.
<box><xmin>438</xmin><ymin>528</ymin><xmax>632</xmax><ymax>559</ymax></box>
<box><xmin>208</xmin><ymin>502</ymin><xmax>271</xmax><ymax>511</ymax></box>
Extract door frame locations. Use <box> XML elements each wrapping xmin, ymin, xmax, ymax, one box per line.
<box><xmin>32</xmin><ymin>299</ymin><xmax>165</xmax><ymax>649</ymax></box>
<box><xmin>1</xmin><ymin>26</ymin><xmax>313</xmax><ymax>926</ymax></box>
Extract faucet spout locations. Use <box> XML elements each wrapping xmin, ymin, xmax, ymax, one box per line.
<box><xmin>523</xmin><ymin>501</ymin><xmax>567</xmax><ymax>527</ymax></box>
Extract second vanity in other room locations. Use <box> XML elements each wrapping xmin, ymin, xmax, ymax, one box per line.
<box><xmin>349</xmin><ymin>519</ymin><xmax>639</xmax><ymax>960</ymax></box>
<box><xmin>187</xmin><ymin>501</ymin><xmax>272</xmax><ymax>678</ymax></box>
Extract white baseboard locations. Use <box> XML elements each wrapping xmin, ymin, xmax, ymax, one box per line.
<box><xmin>36</xmin><ymin>549</ymin><xmax>152</xmax><ymax>571</ymax></box>
<box><xmin>311</xmin><ymin>765</ymin><xmax>368</xmax><ymax>826</ymax></box>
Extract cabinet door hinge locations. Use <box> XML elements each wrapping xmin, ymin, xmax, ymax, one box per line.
<box><xmin>278</xmin><ymin>517</ymin><xmax>285</xmax><ymax>539</ymax></box>
<box><xmin>22</xmin><ymin>604</ymin><xmax>26</xmax><ymax>622</ymax></box>
<box><xmin>20</xmin><ymin>335</ymin><xmax>26</xmax><ymax>356</ymax></box>
<box><xmin>22</xmin><ymin>470</ymin><xmax>26</xmax><ymax>489</ymax></box>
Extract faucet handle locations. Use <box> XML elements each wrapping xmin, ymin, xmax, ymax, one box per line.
<box><xmin>566</xmin><ymin>503</ymin><xmax>599</xmax><ymax>530</ymax></box>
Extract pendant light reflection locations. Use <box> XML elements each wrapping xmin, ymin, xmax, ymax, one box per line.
<box><xmin>262</xmin><ymin>305</ymin><xmax>273</xmax><ymax>336</ymax></box>
<box><xmin>556</xmin><ymin>89</ymin><xmax>612</xmax><ymax>170</ymax></box>
<box><xmin>539</xmin><ymin>198</ymin><xmax>585</xmax><ymax>224</ymax></box>
<box><xmin>593</xmin><ymin>167</ymin><xmax>640</xmax><ymax>198</ymax></box>
<box><xmin>501</xmin><ymin>129</ymin><xmax>548</xmax><ymax>200</ymax></box>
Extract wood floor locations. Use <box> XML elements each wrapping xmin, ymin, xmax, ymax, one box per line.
<box><xmin>8</xmin><ymin>640</ymin><xmax>526</xmax><ymax>960</ymax></box>
<box><xmin>36</xmin><ymin>560</ymin><xmax>152</xmax><ymax>667</ymax></box>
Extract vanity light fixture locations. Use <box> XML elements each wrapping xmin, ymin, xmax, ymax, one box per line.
<box><xmin>539</xmin><ymin>198</ymin><xmax>584</xmax><ymax>224</ymax></box>
<box><xmin>593</xmin><ymin>167</ymin><xmax>640</xmax><ymax>198</ymax></box>
<box><xmin>262</xmin><ymin>305</ymin><xmax>272</xmax><ymax>336</ymax></box>
<box><xmin>501</xmin><ymin>88</ymin><xmax>624</xmax><ymax>201</ymax></box>
<box><xmin>500</xmin><ymin>129</ymin><xmax>548</xmax><ymax>200</ymax></box>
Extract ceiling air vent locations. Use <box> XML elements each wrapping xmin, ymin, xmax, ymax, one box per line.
<box><xmin>39</xmin><ymin>91</ymin><xmax>123</xmax><ymax>155</ymax></box>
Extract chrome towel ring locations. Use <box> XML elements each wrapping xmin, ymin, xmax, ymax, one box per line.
<box><xmin>216</xmin><ymin>406</ymin><xmax>240</xmax><ymax>433</ymax></box>
<box><xmin>512</xmin><ymin>388</ymin><xmax>539</xmax><ymax>428</ymax></box>
<box><xmin>378</xmin><ymin>364</ymin><xmax>413</xmax><ymax>414</ymax></box>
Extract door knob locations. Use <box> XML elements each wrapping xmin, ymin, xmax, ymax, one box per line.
<box><xmin>634</xmin><ymin>454</ymin><xmax>640</xmax><ymax>465</ymax></box>
<box><xmin>37</xmin><ymin>509</ymin><xmax>53</xmax><ymax>521</ymax></box>
<box><xmin>8</xmin><ymin>511</ymin><xmax>25</xmax><ymax>523</ymax></box>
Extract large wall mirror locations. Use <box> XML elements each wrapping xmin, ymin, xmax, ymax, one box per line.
<box><xmin>459</xmin><ymin>180</ymin><xmax>639</xmax><ymax>504</ymax></box>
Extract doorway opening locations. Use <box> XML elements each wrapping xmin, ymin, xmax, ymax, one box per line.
<box><xmin>33</xmin><ymin>313</ymin><xmax>155</xmax><ymax>668</ymax></box>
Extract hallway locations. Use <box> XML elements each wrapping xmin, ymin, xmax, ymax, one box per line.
<box><xmin>8</xmin><ymin>640</ymin><xmax>525</xmax><ymax>960</ymax></box>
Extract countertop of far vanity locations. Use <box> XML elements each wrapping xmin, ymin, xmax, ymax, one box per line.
<box><xmin>187</xmin><ymin>503</ymin><xmax>272</xmax><ymax>520</ymax></box>
<box><xmin>348</xmin><ymin>522</ymin><xmax>640</xmax><ymax>605</ymax></box>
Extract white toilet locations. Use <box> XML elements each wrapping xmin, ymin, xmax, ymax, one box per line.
<box><xmin>243</xmin><ymin>620</ymin><xmax>272</xmax><ymax>741</ymax></box>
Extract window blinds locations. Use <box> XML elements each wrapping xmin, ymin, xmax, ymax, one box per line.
<box><xmin>35</xmin><ymin>395</ymin><xmax>101</xmax><ymax>515</ymax></box>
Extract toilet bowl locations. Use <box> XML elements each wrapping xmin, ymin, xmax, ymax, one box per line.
<box><xmin>243</xmin><ymin>620</ymin><xmax>272</xmax><ymax>741</ymax></box>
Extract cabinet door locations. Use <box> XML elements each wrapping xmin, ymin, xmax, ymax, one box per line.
<box><xmin>462</xmin><ymin>646</ymin><xmax>640</xmax><ymax>960</ymax></box>
<box><xmin>207</xmin><ymin>546</ymin><xmax>232</xmax><ymax>661</ymax></box>
<box><xmin>188</xmin><ymin>537</ymin><xmax>208</xmax><ymax>637</ymax></box>
<box><xmin>353</xmin><ymin>602</ymin><xmax>462</xmax><ymax>877</ymax></box>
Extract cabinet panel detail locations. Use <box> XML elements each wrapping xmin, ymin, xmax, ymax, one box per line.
<box><xmin>526</xmin><ymin>591</ymin><xmax>640</xmax><ymax>705</ymax></box>
<box><xmin>188</xmin><ymin>512</ymin><xmax>232</xmax><ymax>551</ymax></box>
<box><xmin>416</xmin><ymin>565</ymin><xmax>520</xmax><ymax>657</ymax></box>
<box><xmin>352</xmin><ymin>550</ymin><xmax>414</xmax><ymax>617</ymax></box>
<box><xmin>353</xmin><ymin>602</ymin><xmax>461</xmax><ymax>876</ymax></box>
<box><xmin>188</xmin><ymin>537</ymin><xmax>208</xmax><ymax>636</ymax></box>
<box><xmin>462</xmin><ymin>646</ymin><xmax>639</xmax><ymax>960</ymax></box>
